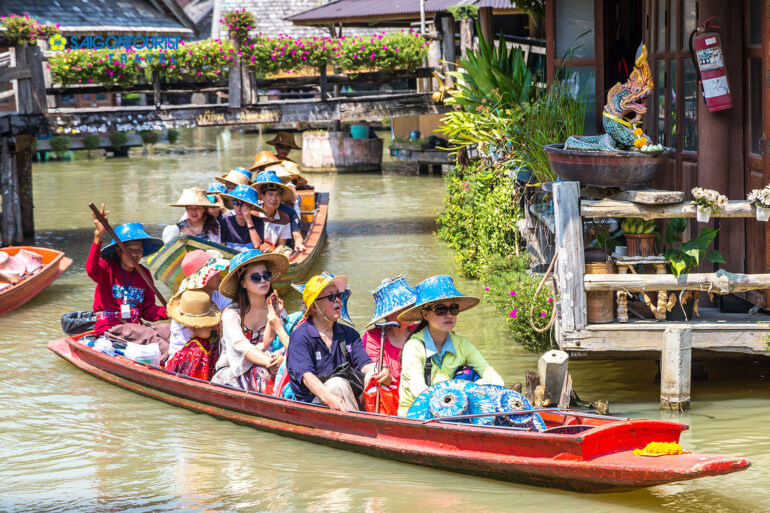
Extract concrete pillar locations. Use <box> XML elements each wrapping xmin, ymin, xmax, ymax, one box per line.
<box><xmin>660</xmin><ymin>327</ymin><xmax>692</xmax><ymax>411</ymax></box>
<box><xmin>538</xmin><ymin>349</ymin><xmax>569</xmax><ymax>406</ymax></box>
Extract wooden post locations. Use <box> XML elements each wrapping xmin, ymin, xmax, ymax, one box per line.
<box><xmin>426</xmin><ymin>22</ymin><xmax>441</xmax><ymax>91</ymax></box>
<box><xmin>319</xmin><ymin>65</ymin><xmax>328</xmax><ymax>102</ymax></box>
<box><xmin>525</xmin><ymin>369</ymin><xmax>539</xmax><ymax>403</ymax></box>
<box><xmin>15</xmin><ymin>134</ymin><xmax>34</xmax><ymax>238</ymax></box>
<box><xmin>553</xmin><ymin>181</ymin><xmax>586</xmax><ymax>335</ymax></box>
<box><xmin>152</xmin><ymin>70</ymin><xmax>161</xmax><ymax>109</ymax></box>
<box><xmin>660</xmin><ymin>327</ymin><xmax>692</xmax><ymax>411</ymax></box>
<box><xmin>241</xmin><ymin>57</ymin><xmax>256</xmax><ymax>106</ymax></box>
<box><xmin>0</xmin><ymin>137</ymin><xmax>23</xmax><ymax>245</ymax></box>
<box><xmin>228</xmin><ymin>58</ymin><xmax>241</xmax><ymax>109</ymax></box>
<box><xmin>459</xmin><ymin>18</ymin><xmax>473</xmax><ymax>58</ymax></box>
<box><xmin>538</xmin><ymin>350</ymin><xmax>569</xmax><ymax>407</ymax></box>
<box><xmin>478</xmin><ymin>7</ymin><xmax>494</xmax><ymax>45</ymax></box>
<box><xmin>439</xmin><ymin>14</ymin><xmax>456</xmax><ymax>87</ymax></box>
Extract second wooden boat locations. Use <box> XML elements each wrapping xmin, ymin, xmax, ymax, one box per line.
<box><xmin>0</xmin><ymin>246</ymin><xmax>72</xmax><ymax>315</ymax></box>
<box><xmin>149</xmin><ymin>192</ymin><xmax>328</xmax><ymax>293</ymax></box>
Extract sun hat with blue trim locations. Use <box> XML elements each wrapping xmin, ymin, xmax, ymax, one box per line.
<box><xmin>367</xmin><ymin>275</ymin><xmax>417</xmax><ymax>327</ymax></box>
<box><xmin>101</xmin><ymin>223</ymin><xmax>164</xmax><ymax>260</ymax></box>
<box><xmin>397</xmin><ymin>275</ymin><xmax>479</xmax><ymax>322</ymax></box>
<box><xmin>265</xmin><ymin>162</ymin><xmax>309</xmax><ymax>188</ymax></box>
<box><xmin>215</xmin><ymin>167</ymin><xmax>252</xmax><ymax>188</ymax></box>
<box><xmin>219</xmin><ymin>184</ymin><xmax>266</xmax><ymax>214</ymax></box>
<box><xmin>292</xmin><ymin>272</ymin><xmax>354</xmax><ymax>325</ymax></box>
<box><xmin>252</xmin><ymin>170</ymin><xmax>294</xmax><ymax>203</ymax></box>
<box><xmin>218</xmin><ymin>248</ymin><xmax>289</xmax><ymax>299</ymax></box>
<box><xmin>205</xmin><ymin>182</ymin><xmax>227</xmax><ymax>208</ymax></box>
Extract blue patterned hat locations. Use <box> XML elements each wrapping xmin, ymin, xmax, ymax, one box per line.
<box><xmin>478</xmin><ymin>385</ymin><xmax>547</xmax><ymax>431</ymax></box>
<box><xmin>220</xmin><ymin>184</ymin><xmax>265</xmax><ymax>213</ymax></box>
<box><xmin>207</xmin><ymin>182</ymin><xmax>228</xmax><ymax>195</ymax></box>
<box><xmin>397</xmin><ymin>275</ymin><xmax>479</xmax><ymax>322</ymax></box>
<box><xmin>233</xmin><ymin>167</ymin><xmax>252</xmax><ymax>179</ymax></box>
<box><xmin>218</xmin><ymin>248</ymin><xmax>289</xmax><ymax>300</ymax></box>
<box><xmin>252</xmin><ymin>170</ymin><xmax>294</xmax><ymax>203</ymax></box>
<box><xmin>101</xmin><ymin>223</ymin><xmax>163</xmax><ymax>260</ymax></box>
<box><xmin>368</xmin><ymin>275</ymin><xmax>417</xmax><ymax>326</ymax></box>
<box><xmin>291</xmin><ymin>272</ymin><xmax>354</xmax><ymax>326</ymax></box>
<box><xmin>408</xmin><ymin>380</ymin><xmax>491</xmax><ymax>424</ymax></box>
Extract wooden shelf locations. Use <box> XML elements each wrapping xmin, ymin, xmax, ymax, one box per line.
<box><xmin>581</xmin><ymin>199</ymin><xmax>757</xmax><ymax>220</ymax></box>
<box><xmin>584</xmin><ymin>271</ymin><xmax>770</xmax><ymax>293</ymax></box>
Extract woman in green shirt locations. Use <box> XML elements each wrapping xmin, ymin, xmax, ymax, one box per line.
<box><xmin>396</xmin><ymin>275</ymin><xmax>504</xmax><ymax>416</ymax></box>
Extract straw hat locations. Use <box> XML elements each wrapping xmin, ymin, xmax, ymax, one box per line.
<box><xmin>167</xmin><ymin>289</ymin><xmax>221</xmax><ymax>328</ymax></box>
<box><xmin>252</xmin><ymin>171</ymin><xmax>295</xmax><ymax>203</ymax></box>
<box><xmin>300</xmin><ymin>273</ymin><xmax>348</xmax><ymax>319</ymax></box>
<box><xmin>397</xmin><ymin>275</ymin><xmax>480</xmax><ymax>322</ymax></box>
<box><xmin>249</xmin><ymin>150</ymin><xmax>282</xmax><ymax>172</ymax></box>
<box><xmin>215</xmin><ymin>168</ymin><xmax>253</xmax><ymax>188</ymax></box>
<box><xmin>169</xmin><ymin>187</ymin><xmax>214</xmax><ymax>208</ymax></box>
<box><xmin>218</xmin><ymin>248</ymin><xmax>290</xmax><ymax>299</ymax></box>
<box><xmin>266</xmin><ymin>131</ymin><xmax>301</xmax><ymax>150</ymax></box>
<box><xmin>368</xmin><ymin>275</ymin><xmax>417</xmax><ymax>326</ymax></box>
<box><xmin>292</xmin><ymin>271</ymin><xmax>354</xmax><ymax>326</ymax></box>
<box><xmin>266</xmin><ymin>162</ymin><xmax>308</xmax><ymax>188</ymax></box>
<box><xmin>219</xmin><ymin>184</ymin><xmax>266</xmax><ymax>214</ymax></box>
<box><xmin>101</xmin><ymin>223</ymin><xmax>164</xmax><ymax>260</ymax></box>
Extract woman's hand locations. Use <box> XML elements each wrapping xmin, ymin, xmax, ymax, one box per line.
<box><xmin>92</xmin><ymin>203</ymin><xmax>110</xmax><ymax>243</ymax></box>
<box><xmin>374</xmin><ymin>366</ymin><xmax>392</xmax><ymax>387</ymax></box>
<box><xmin>267</xmin><ymin>353</ymin><xmax>283</xmax><ymax>371</ymax></box>
<box><xmin>238</xmin><ymin>203</ymin><xmax>254</xmax><ymax>227</ymax></box>
<box><xmin>266</xmin><ymin>292</ymin><xmax>284</xmax><ymax>329</ymax></box>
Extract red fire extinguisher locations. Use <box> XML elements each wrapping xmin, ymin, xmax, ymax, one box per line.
<box><xmin>689</xmin><ymin>16</ymin><xmax>732</xmax><ymax>112</ymax></box>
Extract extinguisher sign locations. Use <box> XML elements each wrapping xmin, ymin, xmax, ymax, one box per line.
<box><xmin>697</xmin><ymin>46</ymin><xmax>724</xmax><ymax>71</ymax></box>
<box><xmin>702</xmin><ymin>76</ymin><xmax>730</xmax><ymax>98</ymax></box>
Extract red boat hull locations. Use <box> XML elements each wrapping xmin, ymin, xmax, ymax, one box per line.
<box><xmin>48</xmin><ymin>335</ymin><xmax>750</xmax><ymax>492</ymax></box>
<box><xmin>0</xmin><ymin>246</ymin><xmax>72</xmax><ymax>316</ymax></box>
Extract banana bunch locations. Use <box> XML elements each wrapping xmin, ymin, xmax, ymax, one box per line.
<box><xmin>621</xmin><ymin>217</ymin><xmax>656</xmax><ymax>234</ymax></box>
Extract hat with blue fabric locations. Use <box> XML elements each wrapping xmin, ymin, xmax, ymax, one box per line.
<box><xmin>367</xmin><ymin>275</ymin><xmax>417</xmax><ymax>327</ymax></box>
<box><xmin>292</xmin><ymin>271</ymin><xmax>354</xmax><ymax>326</ymax></box>
<box><xmin>397</xmin><ymin>275</ymin><xmax>479</xmax><ymax>322</ymax></box>
<box><xmin>218</xmin><ymin>248</ymin><xmax>289</xmax><ymax>299</ymax></box>
<box><xmin>206</xmin><ymin>182</ymin><xmax>227</xmax><ymax>208</ymax></box>
<box><xmin>215</xmin><ymin>168</ymin><xmax>253</xmax><ymax>188</ymax></box>
<box><xmin>219</xmin><ymin>184</ymin><xmax>265</xmax><ymax>213</ymax></box>
<box><xmin>407</xmin><ymin>380</ymin><xmax>493</xmax><ymax>425</ymax></box>
<box><xmin>252</xmin><ymin>170</ymin><xmax>294</xmax><ymax>203</ymax></box>
<box><xmin>101</xmin><ymin>222</ymin><xmax>163</xmax><ymax>260</ymax></box>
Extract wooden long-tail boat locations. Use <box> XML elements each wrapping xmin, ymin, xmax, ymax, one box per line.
<box><xmin>0</xmin><ymin>246</ymin><xmax>72</xmax><ymax>315</ymax></box>
<box><xmin>48</xmin><ymin>332</ymin><xmax>750</xmax><ymax>493</ymax></box>
<box><xmin>149</xmin><ymin>192</ymin><xmax>328</xmax><ymax>293</ymax></box>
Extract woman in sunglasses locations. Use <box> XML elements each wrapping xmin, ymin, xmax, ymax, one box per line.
<box><xmin>211</xmin><ymin>248</ymin><xmax>290</xmax><ymax>393</ymax></box>
<box><xmin>218</xmin><ymin>185</ymin><xmax>266</xmax><ymax>252</ymax></box>
<box><xmin>396</xmin><ymin>275</ymin><xmax>504</xmax><ymax>416</ymax></box>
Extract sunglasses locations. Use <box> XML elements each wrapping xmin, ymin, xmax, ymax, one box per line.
<box><xmin>232</xmin><ymin>200</ymin><xmax>243</xmax><ymax>207</ymax></box>
<box><xmin>249</xmin><ymin>270</ymin><xmax>273</xmax><ymax>284</ymax></box>
<box><xmin>425</xmin><ymin>303</ymin><xmax>461</xmax><ymax>317</ymax></box>
<box><xmin>318</xmin><ymin>291</ymin><xmax>345</xmax><ymax>303</ymax></box>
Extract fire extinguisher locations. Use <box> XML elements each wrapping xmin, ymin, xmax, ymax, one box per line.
<box><xmin>689</xmin><ymin>16</ymin><xmax>733</xmax><ymax>112</ymax></box>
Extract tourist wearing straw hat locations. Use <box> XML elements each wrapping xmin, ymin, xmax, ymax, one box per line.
<box><xmin>168</xmin><ymin>250</ymin><xmax>231</xmax><ymax>359</ymax></box>
<box><xmin>218</xmin><ymin>185</ymin><xmax>266</xmax><ymax>251</ymax></box>
<box><xmin>162</xmin><ymin>188</ymin><xmax>222</xmax><ymax>244</ymax></box>
<box><xmin>256</xmin><ymin>168</ymin><xmax>306</xmax><ymax>253</ymax></box>
<box><xmin>215</xmin><ymin>167</ymin><xmax>253</xmax><ymax>192</ymax></box>
<box><xmin>362</xmin><ymin>276</ymin><xmax>418</xmax><ymax>383</ymax></box>
<box><xmin>266</xmin><ymin>131</ymin><xmax>301</xmax><ymax>162</ymax></box>
<box><xmin>211</xmin><ymin>249</ymin><xmax>291</xmax><ymax>393</ymax></box>
<box><xmin>396</xmin><ymin>275</ymin><xmax>504</xmax><ymax>416</ymax></box>
<box><xmin>164</xmin><ymin>289</ymin><xmax>222</xmax><ymax>381</ymax></box>
<box><xmin>252</xmin><ymin>171</ymin><xmax>294</xmax><ymax>255</ymax></box>
<box><xmin>249</xmin><ymin>150</ymin><xmax>282</xmax><ymax>173</ymax></box>
<box><xmin>287</xmin><ymin>274</ymin><xmax>392</xmax><ymax>411</ymax></box>
<box><xmin>205</xmin><ymin>182</ymin><xmax>228</xmax><ymax>218</ymax></box>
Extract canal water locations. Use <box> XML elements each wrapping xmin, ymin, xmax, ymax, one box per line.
<box><xmin>1</xmin><ymin>128</ymin><xmax>769</xmax><ymax>512</ymax></box>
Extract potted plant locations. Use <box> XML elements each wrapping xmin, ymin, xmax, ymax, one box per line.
<box><xmin>691</xmin><ymin>187</ymin><xmax>728</xmax><ymax>223</ymax></box>
<box><xmin>663</xmin><ymin>218</ymin><xmax>725</xmax><ymax>320</ymax></box>
<box><xmin>747</xmin><ymin>186</ymin><xmax>770</xmax><ymax>222</ymax></box>
<box><xmin>621</xmin><ymin>217</ymin><xmax>656</xmax><ymax>257</ymax></box>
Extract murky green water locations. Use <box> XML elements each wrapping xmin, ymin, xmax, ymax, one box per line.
<box><xmin>1</xmin><ymin>128</ymin><xmax>768</xmax><ymax>512</ymax></box>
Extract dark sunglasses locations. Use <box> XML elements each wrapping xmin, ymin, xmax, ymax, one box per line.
<box><xmin>318</xmin><ymin>291</ymin><xmax>345</xmax><ymax>303</ymax></box>
<box><xmin>232</xmin><ymin>199</ymin><xmax>243</xmax><ymax>207</ymax></box>
<box><xmin>425</xmin><ymin>303</ymin><xmax>460</xmax><ymax>316</ymax></box>
<box><xmin>249</xmin><ymin>270</ymin><xmax>273</xmax><ymax>284</ymax></box>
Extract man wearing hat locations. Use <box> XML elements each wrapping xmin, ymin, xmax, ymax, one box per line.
<box><xmin>287</xmin><ymin>274</ymin><xmax>391</xmax><ymax>411</ymax></box>
<box><xmin>266</xmin><ymin>131</ymin><xmax>300</xmax><ymax>162</ymax></box>
<box><xmin>252</xmin><ymin>171</ymin><xmax>294</xmax><ymax>255</ymax></box>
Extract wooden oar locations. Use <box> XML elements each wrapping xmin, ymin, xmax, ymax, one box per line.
<box><xmin>89</xmin><ymin>203</ymin><xmax>167</xmax><ymax>307</ymax></box>
<box><xmin>422</xmin><ymin>408</ymin><xmax>628</xmax><ymax>424</ymax></box>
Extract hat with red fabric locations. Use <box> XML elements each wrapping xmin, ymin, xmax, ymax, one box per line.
<box><xmin>181</xmin><ymin>250</ymin><xmax>210</xmax><ymax>278</ymax></box>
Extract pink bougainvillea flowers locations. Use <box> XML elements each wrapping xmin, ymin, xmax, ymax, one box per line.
<box><xmin>509</xmin><ymin>309</ymin><xmax>517</xmax><ymax>318</ymax></box>
<box><xmin>509</xmin><ymin>291</ymin><xmax>516</xmax><ymax>296</ymax></box>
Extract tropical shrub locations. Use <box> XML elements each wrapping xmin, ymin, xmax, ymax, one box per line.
<box><xmin>82</xmin><ymin>134</ymin><xmax>100</xmax><ymax>158</ymax></box>
<box><xmin>49</xmin><ymin>136</ymin><xmax>70</xmax><ymax>158</ymax></box>
<box><xmin>166</xmin><ymin>129</ymin><xmax>180</xmax><ymax>144</ymax></box>
<box><xmin>140</xmin><ymin>130</ymin><xmax>159</xmax><ymax>145</ymax></box>
<box><xmin>108</xmin><ymin>131</ymin><xmax>128</xmax><ymax>148</ymax></box>
<box><xmin>0</xmin><ymin>14</ymin><xmax>57</xmax><ymax>46</ymax></box>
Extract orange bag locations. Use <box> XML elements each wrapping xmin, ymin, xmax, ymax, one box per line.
<box><xmin>364</xmin><ymin>376</ymin><xmax>400</xmax><ymax>416</ymax></box>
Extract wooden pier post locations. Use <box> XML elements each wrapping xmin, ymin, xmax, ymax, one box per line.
<box><xmin>459</xmin><ymin>18</ymin><xmax>473</xmax><ymax>58</ymax></box>
<box><xmin>660</xmin><ymin>327</ymin><xmax>692</xmax><ymax>411</ymax></box>
<box><xmin>0</xmin><ymin>136</ymin><xmax>24</xmax><ymax>245</ymax></box>
<box><xmin>438</xmin><ymin>13</ymin><xmax>456</xmax><ymax>87</ymax></box>
<box><xmin>478</xmin><ymin>7</ymin><xmax>494</xmax><ymax>45</ymax></box>
<box><xmin>15</xmin><ymin>135</ymin><xmax>35</xmax><ymax>238</ymax></box>
<box><xmin>553</xmin><ymin>181</ymin><xmax>586</xmax><ymax>335</ymax></box>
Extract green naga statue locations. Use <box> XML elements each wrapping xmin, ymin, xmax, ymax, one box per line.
<box><xmin>565</xmin><ymin>44</ymin><xmax>655</xmax><ymax>152</ymax></box>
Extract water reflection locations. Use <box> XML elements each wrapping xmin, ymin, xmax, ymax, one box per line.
<box><xmin>0</xmin><ymin>128</ymin><xmax>768</xmax><ymax>512</ymax></box>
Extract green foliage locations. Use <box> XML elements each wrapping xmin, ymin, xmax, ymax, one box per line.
<box><xmin>108</xmin><ymin>132</ymin><xmax>128</xmax><ymax>148</ymax></box>
<box><xmin>482</xmin><ymin>258</ymin><xmax>553</xmax><ymax>353</ymax></box>
<box><xmin>436</xmin><ymin>162</ymin><xmax>522</xmax><ymax>278</ymax></box>
<box><xmin>447</xmin><ymin>5</ymin><xmax>479</xmax><ymax>20</ymax></box>
<box><xmin>82</xmin><ymin>134</ymin><xmax>100</xmax><ymax>151</ymax></box>
<box><xmin>0</xmin><ymin>14</ymin><xmax>57</xmax><ymax>46</ymax></box>
<box><xmin>513</xmin><ymin>0</ymin><xmax>546</xmax><ymax>18</ymax></box>
<box><xmin>49</xmin><ymin>135</ymin><xmax>69</xmax><ymax>158</ymax></box>
<box><xmin>166</xmin><ymin>129</ymin><xmax>180</xmax><ymax>144</ymax></box>
<box><xmin>663</xmin><ymin>218</ymin><xmax>725</xmax><ymax>277</ymax></box>
<box><xmin>139</xmin><ymin>130</ymin><xmax>159</xmax><ymax>145</ymax></box>
<box><xmin>221</xmin><ymin>9</ymin><xmax>255</xmax><ymax>47</ymax></box>
<box><xmin>333</xmin><ymin>31</ymin><xmax>429</xmax><ymax>73</ymax></box>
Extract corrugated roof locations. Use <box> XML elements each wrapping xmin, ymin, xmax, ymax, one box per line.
<box><xmin>288</xmin><ymin>0</ymin><xmax>521</xmax><ymax>24</ymax></box>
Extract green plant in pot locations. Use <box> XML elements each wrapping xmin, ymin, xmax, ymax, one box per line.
<box><xmin>662</xmin><ymin>218</ymin><xmax>725</xmax><ymax>319</ymax></box>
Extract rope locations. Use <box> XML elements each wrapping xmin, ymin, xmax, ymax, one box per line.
<box><xmin>529</xmin><ymin>249</ymin><xmax>559</xmax><ymax>333</ymax></box>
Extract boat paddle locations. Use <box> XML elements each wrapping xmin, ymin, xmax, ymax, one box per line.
<box><xmin>88</xmin><ymin>202</ymin><xmax>167</xmax><ymax>307</ymax></box>
<box><xmin>373</xmin><ymin>320</ymin><xmax>400</xmax><ymax>412</ymax></box>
